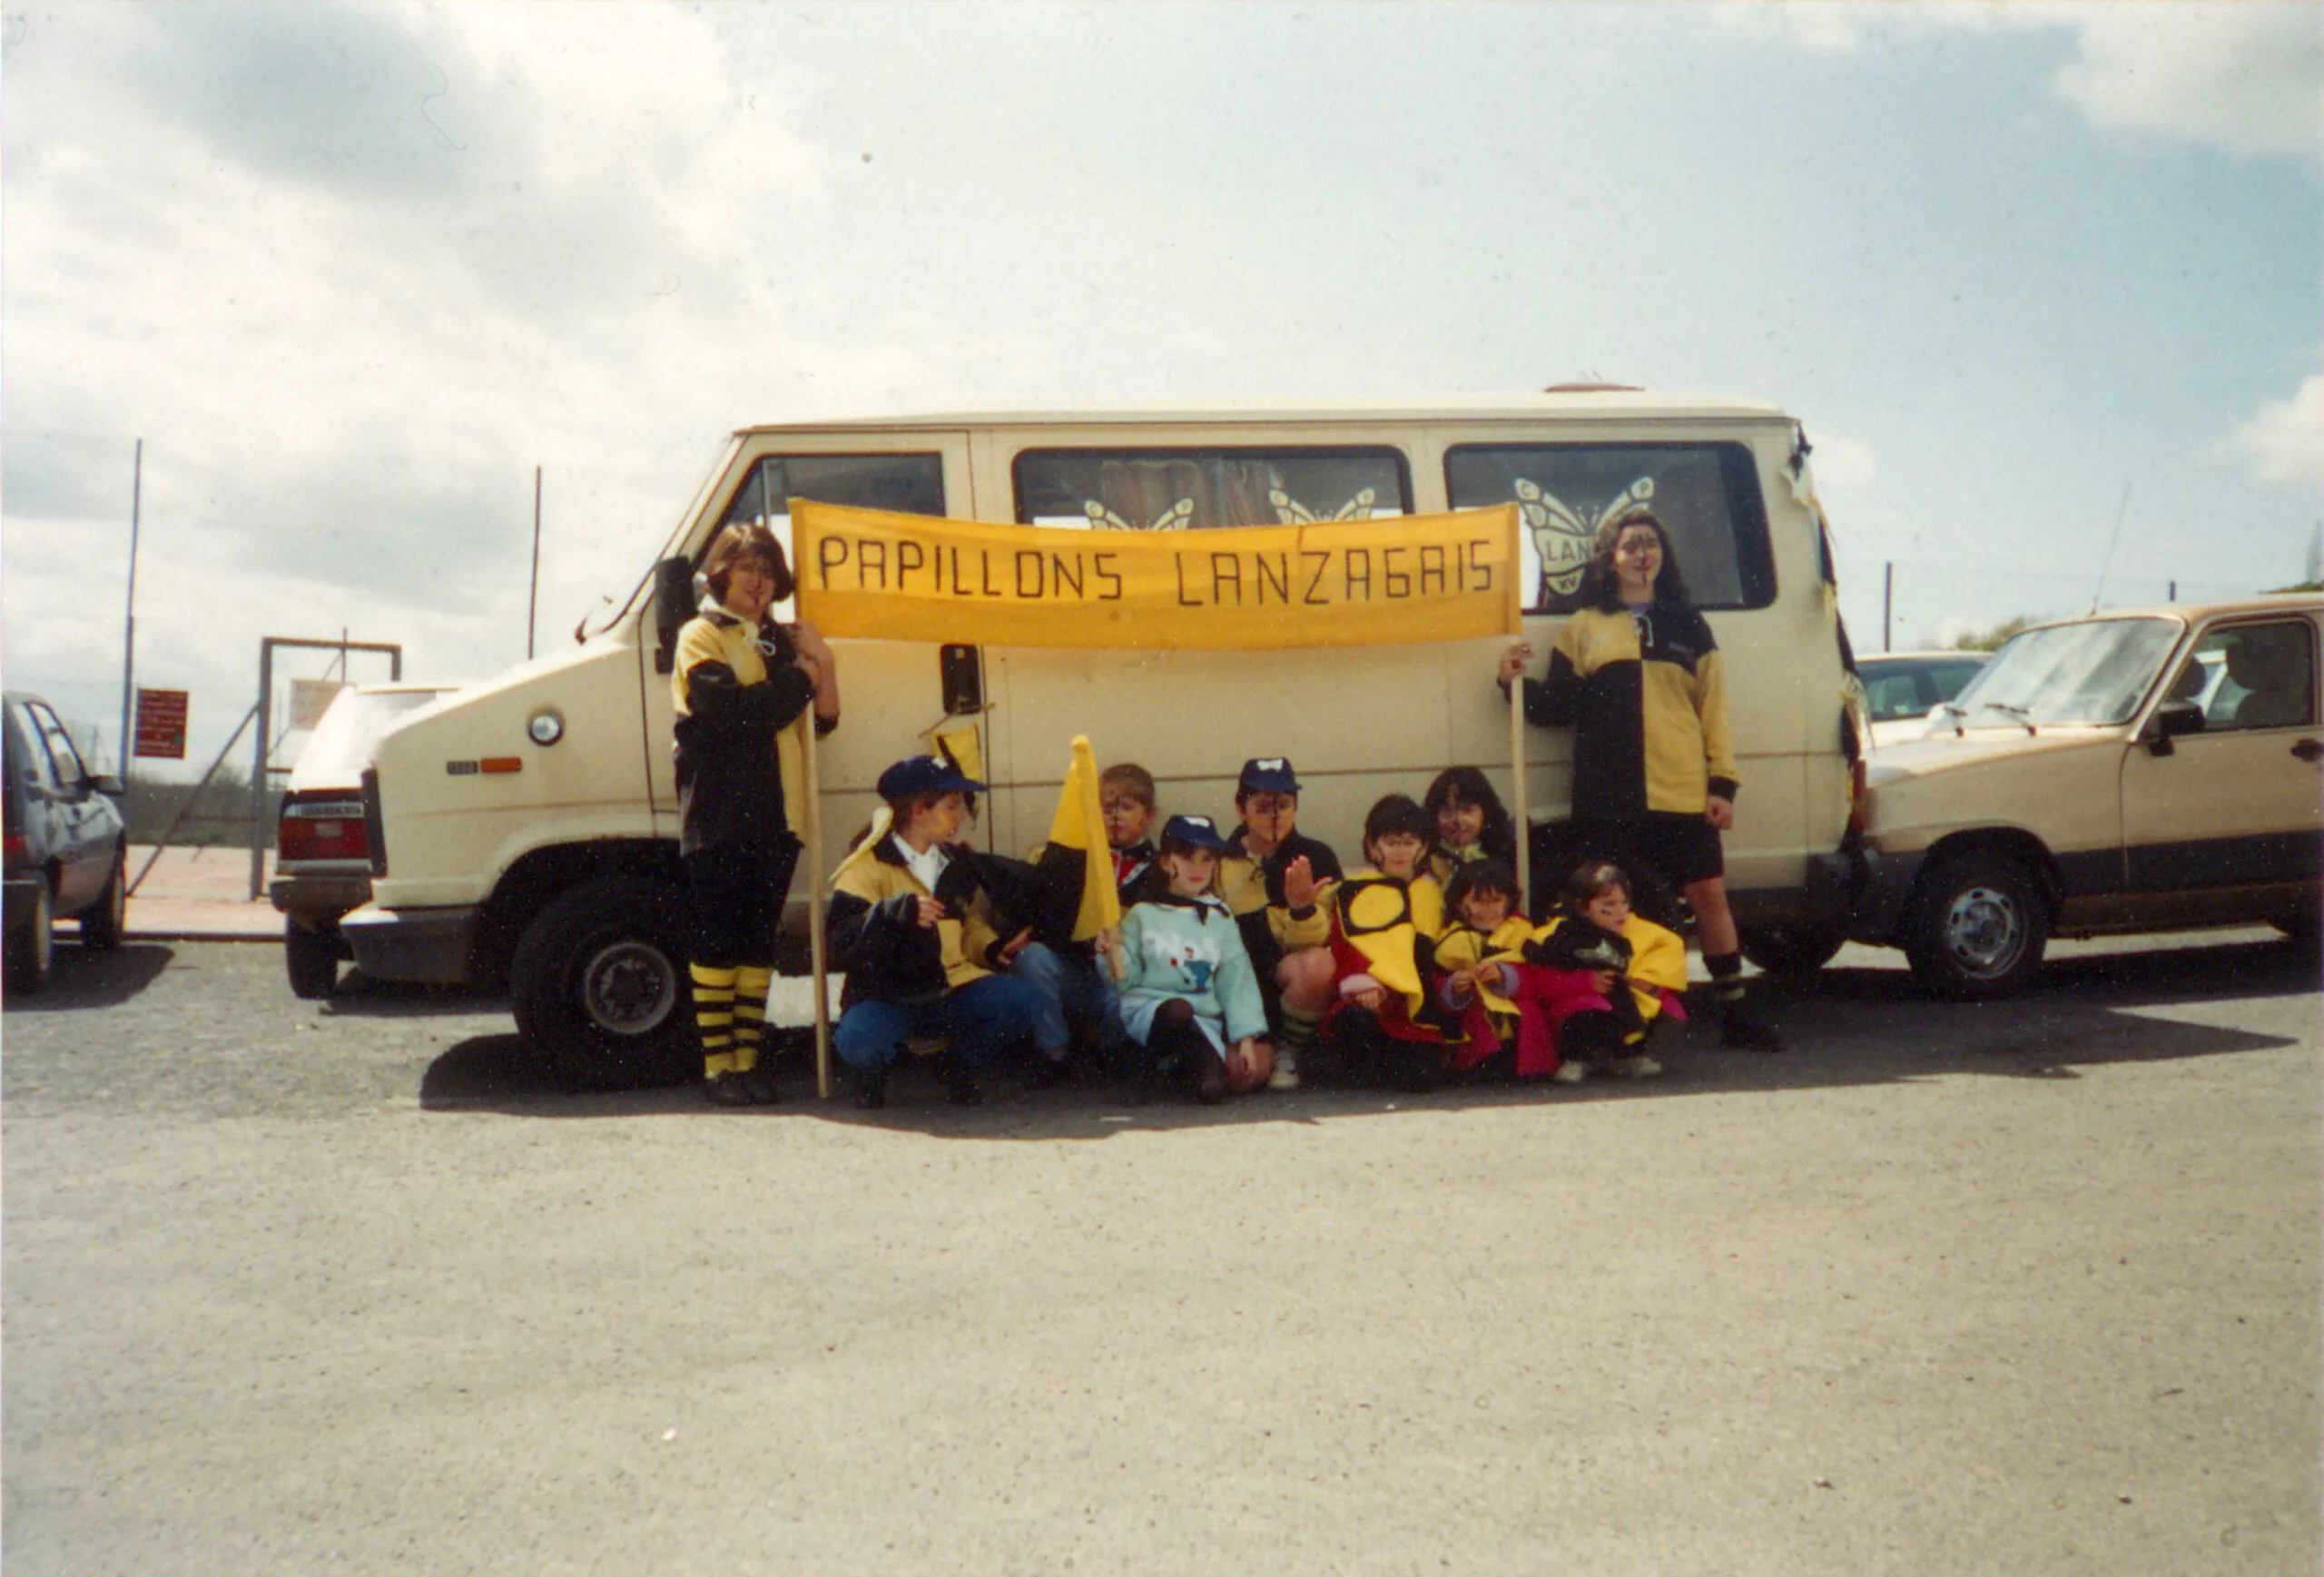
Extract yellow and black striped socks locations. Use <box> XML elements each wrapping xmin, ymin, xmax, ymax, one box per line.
<box><xmin>692</xmin><ymin>962</ymin><xmax>740</xmax><ymax>1078</ymax></box>
<box><xmin>733</xmin><ymin>964</ymin><xmax>773</xmax><ymax>1074</ymax></box>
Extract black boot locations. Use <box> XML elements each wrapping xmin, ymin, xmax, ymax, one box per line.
<box><xmin>848</xmin><ymin>1064</ymin><xmax>888</xmax><ymax>1109</ymax></box>
<box><xmin>942</xmin><ymin>1061</ymin><xmax>985</xmax><ymax>1107</ymax></box>
<box><xmin>1718</xmin><ymin>991</ymin><xmax>1787</xmax><ymax>1052</ymax></box>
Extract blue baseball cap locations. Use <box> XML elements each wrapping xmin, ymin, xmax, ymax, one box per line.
<box><xmin>876</xmin><ymin>754</ymin><xmax>987</xmax><ymax>801</ymax></box>
<box><xmin>1237</xmin><ymin>756</ymin><xmax>1300</xmax><ymax>795</ymax></box>
<box><xmin>1159</xmin><ymin>813</ymin><xmax>1228</xmax><ymax>853</ymax></box>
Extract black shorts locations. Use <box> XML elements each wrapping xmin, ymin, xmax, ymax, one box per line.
<box><xmin>1573</xmin><ymin>813</ymin><xmax>1724</xmax><ymax>889</ymax></box>
<box><xmin>684</xmin><ymin>835</ymin><xmax>801</xmax><ymax>970</ymax></box>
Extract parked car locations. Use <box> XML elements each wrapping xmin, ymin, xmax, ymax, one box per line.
<box><xmin>1857</xmin><ymin>650</ymin><xmax>1992</xmax><ymax>747</ymax></box>
<box><xmin>1849</xmin><ymin>596</ymin><xmax>2322</xmax><ymax>997</ymax></box>
<box><xmin>271</xmin><ymin>682</ymin><xmax>462</xmax><ymax>998</ymax></box>
<box><xmin>4</xmin><ymin>693</ymin><xmax>129</xmax><ymax>991</ymax></box>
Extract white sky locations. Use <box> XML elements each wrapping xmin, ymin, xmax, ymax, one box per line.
<box><xmin>4</xmin><ymin>0</ymin><xmax>2319</xmax><ymax>775</ymax></box>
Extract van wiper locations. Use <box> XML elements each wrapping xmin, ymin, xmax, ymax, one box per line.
<box><xmin>1983</xmin><ymin>701</ymin><xmax>2037</xmax><ymax>735</ymax></box>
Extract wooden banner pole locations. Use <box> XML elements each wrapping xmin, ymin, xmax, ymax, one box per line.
<box><xmin>803</xmin><ymin>716</ymin><xmax>832</xmax><ymax>1099</ymax></box>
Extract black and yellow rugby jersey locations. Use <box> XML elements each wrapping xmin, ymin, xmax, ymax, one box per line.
<box><xmin>1520</xmin><ymin>603</ymin><xmax>1738</xmax><ymax>818</ymax></box>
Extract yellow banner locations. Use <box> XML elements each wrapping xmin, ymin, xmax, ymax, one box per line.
<box><xmin>793</xmin><ymin>499</ymin><xmax>1521</xmax><ymax>650</ymax></box>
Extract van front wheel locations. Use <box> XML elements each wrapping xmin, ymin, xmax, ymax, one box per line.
<box><xmin>510</xmin><ymin>876</ymin><xmax>695</xmax><ymax>1089</ymax></box>
<box><xmin>1904</xmin><ymin>851</ymin><xmax>2048</xmax><ymax>1000</ymax></box>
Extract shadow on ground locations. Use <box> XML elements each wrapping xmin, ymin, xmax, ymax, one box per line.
<box><xmin>320</xmin><ymin>974</ymin><xmax>513</xmax><ymax>1020</ymax></box>
<box><xmin>2</xmin><ymin>944</ymin><xmax>174</xmax><ymax>1011</ymax></box>
<box><xmin>417</xmin><ymin>931</ymin><xmax>2320</xmax><ymax>1135</ymax></box>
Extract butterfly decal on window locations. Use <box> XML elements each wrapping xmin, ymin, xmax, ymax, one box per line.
<box><xmin>1267</xmin><ymin>486</ymin><xmax>1379</xmax><ymax>525</ymax></box>
<box><xmin>1084</xmin><ymin>497</ymin><xmax>1196</xmax><ymax>531</ymax></box>
<box><xmin>1516</xmin><ymin>476</ymin><xmax>1655</xmax><ymax>604</ymax></box>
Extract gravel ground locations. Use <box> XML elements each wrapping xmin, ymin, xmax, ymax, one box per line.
<box><xmin>5</xmin><ymin>931</ymin><xmax>2319</xmax><ymax>1575</ymax></box>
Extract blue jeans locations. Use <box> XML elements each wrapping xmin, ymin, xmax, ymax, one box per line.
<box><xmin>1008</xmin><ymin>941</ymin><xmax>1123</xmax><ymax>1057</ymax></box>
<box><xmin>832</xmin><ymin>974</ymin><xmax>1046</xmax><ymax>1073</ymax></box>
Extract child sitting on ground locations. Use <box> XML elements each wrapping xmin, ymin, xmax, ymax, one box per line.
<box><xmin>1421</xmin><ymin>766</ymin><xmax>1521</xmax><ymax>887</ymax></box>
<box><xmin>1433</xmin><ymin>858</ymin><xmax>1534</xmax><ymax>1079</ymax></box>
<box><xmin>1015</xmin><ymin>761</ymin><xmax>1169</xmax><ymax>1086</ymax></box>
<box><xmin>1102</xmin><ymin>814</ymin><xmax>1271</xmax><ymax>1105</ymax></box>
<box><xmin>1321</xmin><ymin>794</ymin><xmax>1455</xmax><ymax>1092</ymax></box>
<box><xmin>826</xmin><ymin>755</ymin><xmax>1049</xmax><ymax>1109</ymax></box>
<box><xmin>1517</xmin><ymin>861</ymin><xmax>1689</xmax><ymax>1082</ymax></box>
<box><xmin>1215</xmin><ymin>756</ymin><xmax>1342</xmax><ymax>1091</ymax></box>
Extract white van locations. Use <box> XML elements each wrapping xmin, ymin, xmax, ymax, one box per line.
<box><xmin>343</xmin><ymin>392</ymin><xmax>1862</xmax><ymax>1083</ymax></box>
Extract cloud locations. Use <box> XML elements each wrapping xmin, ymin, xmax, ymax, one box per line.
<box><xmin>1805</xmin><ymin>432</ymin><xmax>1879</xmax><ymax>489</ymax></box>
<box><xmin>1710</xmin><ymin>2</ymin><xmax>2322</xmax><ymax>161</ymax></box>
<box><xmin>2056</xmin><ymin>6</ymin><xmax>2322</xmax><ymax>160</ymax></box>
<box><xmin>2219</xmin><ymin>371</ymin><xmax>2324</xmax><ymax>490</ymax></box>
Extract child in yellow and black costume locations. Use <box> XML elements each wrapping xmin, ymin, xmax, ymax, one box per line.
<box><xmin>672</xmin><ymin>522</ymin><xmax>838</xmax><ymax>1106</ymax></box>
<box><xmin>1515</xmin><ymin>862</ymin><xmax>1689</xmax><ymax>1081</ymax></box>
<box><xmin>1320</xmin><ymin>794</ymin><xmax>1457</xmax><ymax>1092</ymax></box>
<box><xmin>1433</xmin><ymin>859</ymin><xmax>1534</xmax><ymax>1079</ymax></box>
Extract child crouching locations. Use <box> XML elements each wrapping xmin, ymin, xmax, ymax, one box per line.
<box><xmin>1321</xmin><ymin>794</ymin><xmax>1455</xmax><ymax>1092</ymax></box>
<box><xmin>1517</xmin><ymin>861</ymin><xmax>1688</xmax><ymax>1081</ymax></box>
<box><xmin>1103</xmin><ymin>815</ymin><xmax>1272</xmax><ymax>1105</ymax></box>
<box><xmin>1433</xmin><ymin>858</ymin><xmax>1533</xmax><ymax>1079</ymax></box>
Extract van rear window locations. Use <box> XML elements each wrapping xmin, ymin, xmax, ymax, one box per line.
<box><xmin>718</xmin><ymin>453</ymin><xmax>948</xmax><ymax>530</ymax></box>
<box><xmin>1445</xmin><ymin>442</ymin><xmax>1775</xmax><ymax>613</ymax></box>
<box><xmin>1014</xmin><ymin>448</ymin><xmax>1411</xmax><ymax>530</ymax></box>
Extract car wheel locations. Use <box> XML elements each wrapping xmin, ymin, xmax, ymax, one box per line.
<box><xmin>81</xmin><ymin>848</ymin><xmax>127</xmax><ymax>951</ymax></box>
<box><xmin>5</xmin><ymin>877</ymin><xmax>54</xmax><ymax>995</ymax></box>
<box><xmin>285</xmin><ymin>920</ymin><xmax>341</xmax><ymax>1000</ymax></box>
<box><xmin>1738</xmin><ymin>922</ymin><xmax>1847</xmax><ymax>977</ymax></box>
<box><xmin>509</xmin><ymin>875</ymin><xmax>694</xmax><ymax>1089</ymax></box>
<box><xmin>1903</xmin><ymin>850</ymin><xmax>2048</xmax><ymax>1000</ymax></box>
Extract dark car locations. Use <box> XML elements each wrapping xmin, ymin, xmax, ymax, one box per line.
<box><xmin>271</xmin><ymin>681</ymin><xmax>461</xmax><ymax>998</ymax></box>
<box><xmin>4</xmin><ymin>693</ymin><xmax>129</xmax><ymax>991</ymax></box>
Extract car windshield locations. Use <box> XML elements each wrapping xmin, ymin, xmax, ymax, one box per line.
<box><xmin>1947</xmin><ymin>616</ymin><xmax>2181</xmax><ymax>726</ymax></box>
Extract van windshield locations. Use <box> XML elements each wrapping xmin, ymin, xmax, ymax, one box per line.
<box><xmin>1949</xmin><ymin>617</ymin><xmax>2181</xmax><ymax>727</ymax></box>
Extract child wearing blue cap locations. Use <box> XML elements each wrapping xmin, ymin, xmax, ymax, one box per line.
<box><xmin>1100</xmin><ymin>813</ymin><xmax>1271</xmax><ymax>1105</ymax></box>
<box><xmin>1215</xmin><ymin>756</ymin><xmax>1343</xmax><ymax>1091</ymax></box>
<box><xmin>824</xmin><ymin>755</ymin><xmax>1047</xmax><ymax>1109</ymax></box>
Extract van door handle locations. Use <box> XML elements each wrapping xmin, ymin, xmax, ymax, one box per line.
<box><xmin>2294</xmin><ymin>738</ymin><xmax>2322</xmax><ymax>763</ymax></box>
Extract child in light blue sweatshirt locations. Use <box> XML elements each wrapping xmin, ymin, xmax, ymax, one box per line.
<box><xmin>1102</xmin><ymin>814</ymin><xmax>1272</xmax><ymax>1105</ymax></box>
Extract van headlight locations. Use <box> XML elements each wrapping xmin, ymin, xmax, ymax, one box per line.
<box><xmin>527</xmin><ymin>710</ymin><xmax>565</xmax><ymax>746</ymax></box>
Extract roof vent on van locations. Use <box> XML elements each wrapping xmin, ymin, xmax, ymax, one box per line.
<box><xmin>1541</xmin><ymin>382</ymin><xmax>1642</xmax><ymax>393</ymax></box>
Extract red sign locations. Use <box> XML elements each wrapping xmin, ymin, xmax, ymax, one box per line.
<box><xmin>134</xmin><ymin>688</ymin><xmax>189</xmax><ymax>760</ymax></box>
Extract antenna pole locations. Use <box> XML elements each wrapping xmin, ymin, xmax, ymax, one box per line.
<box><xmin>118</xmin><ymin>439</ymin><xmax>143</xmax><ymax>775</ymax></box>
<box><xmin>527</xmin><ymin>466</ymin><xmax>544</xmax><ymax>660</ymax></box>
<box><xmin>2089</xmin><ymin>483</ymin><xmax>2132</xmax><ymax>616</ymax></box>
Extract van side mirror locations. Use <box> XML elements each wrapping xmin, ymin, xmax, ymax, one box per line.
<box><xmin>90</xmin><ymin>773</ymin><xmax>125</xmax><ymax>798</ymax></box>
<box><xmin>2146</xmin><ymin>699</ymin><xmax>2205</xmax><ymax>755</ymax></box>
<box><xmin>653</xmin><ymin>557</ymin><xmax>694</xmax><ymax>675</ymax></box>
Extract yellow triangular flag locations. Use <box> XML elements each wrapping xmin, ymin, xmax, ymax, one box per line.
<box><xmin>1047</xmin><ymin>735</ymin><xmax>1120</xmax><ymax>941</ymax></box>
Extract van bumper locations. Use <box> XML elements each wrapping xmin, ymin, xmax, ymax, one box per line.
<box><xmin>340</xmin><ymin>902</ymin><xmax>479</xmax><ymax>986</ymax></box>
<box><xmin>1846</xmin><ymin>848</ymin><xmax>1926</xmax><ymax>944</ymax></box>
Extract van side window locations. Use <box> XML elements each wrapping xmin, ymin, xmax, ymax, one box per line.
<box><xmin>1013</xmin><ymin>448</ymin><xmax>1410</xmax><ymax>530</ymax></box>
<box><xmin>2185</xmin><ymin>620</ymin><xmax>2316</xmax><ymax>732</ymax></box>
<box><xmin>1444</xmin><ymin>442</ymin><xmax>1777</xmax><ymax>613</ymax></box>
<box><xmin>717</xmin><ymin>453</ymin><xmax>948</xmax><ymax>533</ymax></box>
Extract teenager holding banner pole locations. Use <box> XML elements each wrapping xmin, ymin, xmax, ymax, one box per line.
<box><xmin>670</xmin><ymin>522</ymin><xmax>841</xmax><ymax>1106</ymax></box>
<box><xmin>1495</xmin><ymin>508</ymin><xmax>1784</xmax><ymax>1052</ymax></box>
